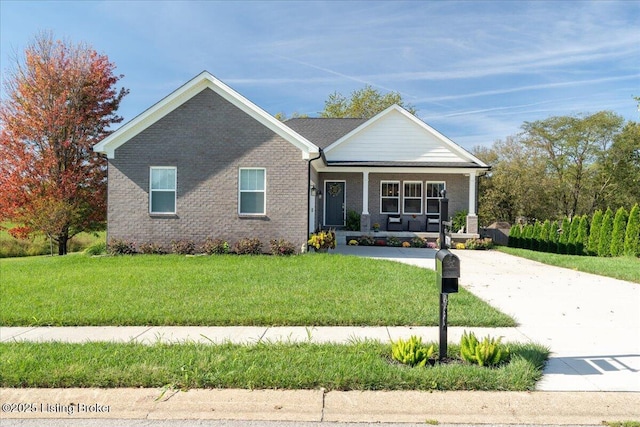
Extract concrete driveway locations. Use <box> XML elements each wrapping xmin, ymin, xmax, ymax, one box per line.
<box><xmin>334</xmin><ymin>246</ymin><xmax>640</xmax><ymax>392</ymax></box>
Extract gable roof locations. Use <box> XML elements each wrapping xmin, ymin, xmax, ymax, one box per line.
<box><xmin>285</xmin><ymin>118</ymin><xmax>367</xmax><ymax>149</ymax></box>
<box><xmin>323</xmin><ymin>105</ymin><xmax>489</xmax><ymax>168</ymax></box>
<box><xmin>93</xmin><ymin>71</ymin><xmax>319</xmax><ymax>159</ymax></box>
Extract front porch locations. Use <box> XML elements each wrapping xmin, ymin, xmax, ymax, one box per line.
<box><xmin>334</xmin><ymin>229</ymin><xmax>480</xmax><ymax>246</ymax></box>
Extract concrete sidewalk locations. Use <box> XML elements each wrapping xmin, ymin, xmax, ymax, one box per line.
<box><xmin>1</xmin><ymin>388</ymin><xmax>639</xmax><ymax>424</ymax></box>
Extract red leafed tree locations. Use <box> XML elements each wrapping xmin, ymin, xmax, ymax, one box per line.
<box><xmin>0</xmin><ymin>32</ymin><xmax>128</xmax><ymax>255</ymax></box>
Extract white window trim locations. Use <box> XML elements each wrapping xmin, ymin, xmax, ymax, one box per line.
<box><xmin>238</xmin><ymin>167</ymin><xmax>266</xmax><ymax>216</ymax></box>
<box><xmin>149</xmin><ymin>166</ymin><xmax>177</xmax><ymax>215</ymax></box>
<box><xmin>380</xmin><ymin>180</ymin><xmax>400</xmax><ymax>214</ymax></box>
<box><xmin>425</xmin><ymin>181</ymin><xmax>446</xmax><ymax>214</ymax></box>
<box><xmin>402</xmin><ymin>181</ymin><xmax>423</xmax><ymax>215</ymax></box>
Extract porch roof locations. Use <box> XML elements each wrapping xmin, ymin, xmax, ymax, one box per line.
<box><xmin>326</xmin><ymin>160</ymin><xmax>487</xmax><ymax>169</ymax></box>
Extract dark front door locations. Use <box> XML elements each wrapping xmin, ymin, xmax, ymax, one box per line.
<box><xmin>325</xmin><ymin>181</ymin><xmax>345</xmax><ymax>226</ymax></box>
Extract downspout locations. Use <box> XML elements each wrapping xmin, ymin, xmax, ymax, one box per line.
<box><xmin>307</xmin><ymin>148</ymin><xmax>323</xmax><ymax>251</ymax></box>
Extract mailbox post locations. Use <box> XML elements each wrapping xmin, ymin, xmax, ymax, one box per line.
<box><xmin>436</xmin><ymin>190</ymin><xmax>460</xmax><ymax>360</ymax></box>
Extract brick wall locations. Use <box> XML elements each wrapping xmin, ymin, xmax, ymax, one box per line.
<box><xmin>108</xmin><ymin>88</ymin><xmax>309</xmax><ymax>251</ymax></box>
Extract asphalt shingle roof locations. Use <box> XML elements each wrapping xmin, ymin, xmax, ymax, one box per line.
<box><xmin>285</xmin><ymin>118</ymin><xmax>367</xmax><ymax>149</ymax></box>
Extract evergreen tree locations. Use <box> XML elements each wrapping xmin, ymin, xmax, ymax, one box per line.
<box><xmin>597</xmin><ymin>208</ymin><xmax>614</xmax><ymax>257</ymax></box>
<box><xmin>531</xmin><ymin>222</ymin><xmax>542</xmax><ymax>251</ymax></box>
<box><xmin>567</xmin><ymin>216</ymin><xmax>581</xmax><ymax>255</ymax></box>
<box><xmin>508</xmin><ymin>225</ymin><xmax>520</xmax><ymax>248</ymax></box>
<box><xmin>610</xmin><ymin>207</ymin><xmax>629</xmax><ymax>257</ymax></box>
<box><xmin>624</xmin><ymin>203</ymin><xmax>640</xmax><ymax>257</ymax></box>
<box><xmin>548</xmin><ymin>220</ymin><xmax>560</xmax><ymax>253</ymax></box>
<box><xmin>540</xmin><ymin>219</ymin><xmax>551</xmax><ymax>252</ymax></box>
<box><xmin>576</xmin><ymin>215</ymin><xmax>589</xmax><ymax>255</ymax></box>
<box><xmin>523</xmin><ymin>224</ymin><xmax>534</xmax><ymax>249</ymax></box>
<box><xmin>587</xmin><ymin>210</ymin><xmax>603</xmax><ymax>256</ymax></box>
<box><xmin>558</xmin><ymin>217</ymin><xmax>571</xmax><ymax>254</ymax></box>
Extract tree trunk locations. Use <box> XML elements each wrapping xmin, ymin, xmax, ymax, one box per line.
<box><xmin>57</xmin><ymin>229</ymin><xmax>69</xmax><ymax>255</ymax></box>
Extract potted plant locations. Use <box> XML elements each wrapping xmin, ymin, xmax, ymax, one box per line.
<box><xmin>308</xmin><ymin>229</ymin><xmax>337</xmax><ymax>253</ymax></box>
<box><xmin>372</xmin><ymin>223</ymin><xmax>380</xmax><ymax>232</ymax></box>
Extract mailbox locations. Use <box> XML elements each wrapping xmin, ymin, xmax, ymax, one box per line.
<box><xmin>436</xmin><ymin>249</ymin><xmax>460</xmax><ymax>293</ymax></box>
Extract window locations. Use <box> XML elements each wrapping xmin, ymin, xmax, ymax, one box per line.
<box><xmin>403</xmin><ymin>181</ymin><xmax>423</xmax><ymax>214</ymax></box>
<box><xmin>239</xmin><ymin>168</ymin><xmax>266</xmax><ymax>215</ymax></box>
<box><xmin>425</xmin><ymin>181</ymin><xmax>446</xmax><ymax>214</ymax></box>
<box><xmin>380</xmin><ymin>181</ymin><xmax>400</xmax><ymax>214</ymax></box>
<box><xmin>149</xmin><ymin>167</ymin><xmax>176</xmax><ymax>214</ymax></box>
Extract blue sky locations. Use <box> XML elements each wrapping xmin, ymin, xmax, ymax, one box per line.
<box><xmin>1</xmin><ymin>0</ymin><xmax>639</xmax><ymax>149</ymax></box>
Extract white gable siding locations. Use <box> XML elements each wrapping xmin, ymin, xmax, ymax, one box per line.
<box><xmin>326</xmin><ymin>109</ymin><xmax>468</xmax><ymax>163</ymax></box>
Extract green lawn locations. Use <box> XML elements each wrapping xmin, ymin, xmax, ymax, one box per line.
<box><xmin>0</xmin><ymin>222</ymin><xmax>104</xmax><ymax>257</ymax></box>
<box><xmin>0</xmin><ymin>340</ymin><xmax>548</xmax><ymax>391</ymax></box>
<box><xmin>0</xmin><ymin>253</ymin><xmax>515</xmax><ymax>327</ymax></box>
<box><xmin>498</xmin><ymin>247</ymin><xmax>640</xmax><ymax>284</ymax></box>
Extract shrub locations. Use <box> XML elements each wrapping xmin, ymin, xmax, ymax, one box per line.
<box><xmin>84</xmin><ymin>240</ymin><xmax>107</xmax><ymax>256</ymax></box>
<box><xmin>270</xmin><ymin>239</ymin><xmax>296</xmax><ymax>256</ymax></box>
<box><xmin>411</xmin><ymin>236</ymin><xmax>426</xmax><ymax>248</ymax></box>
<box><xmin>575</xmin><ymin>215</ymin><xmax>589</xmax><ymax>255</ymax></box>
<box><xmin>171</xmin><ymin>240</ymin><xmax>196</xmax><ymax>255</ymax></box>
<box><xmin>460</xmin><ymin>331</ymin><xmax>510</xmax><ymax>367</ymax></box>
<box><xmin>391</xmin><ymin>336</ymin><xmax>435</xmax><ymax>367</ymax></box>
<box><xmin>357</xmin><ymin>235</ymin><xmax>375</xmax><ymax>246</ymax></box>
<box><xmin>531</xmin><ymin>221</ymin><xmax>542</xmax><ymax>251</ymax></box>
<box><xmin>548</xmin><ymin>220</ymin><xmax>560</xmax><ymax>253</ymax></box>
<box><xmin>522</xmin><ymin>224</ymin><xmax>533</xmax><ymax>249</ymax></box>
<box><xmin>107</xmin><ymin>238</ymin><xmax>136</xmax><ymax>255</ymax></box>
<box><xmin>587</xmin><ymin>209</ymin><xmax>603</xmax><ymax>256</ymax></box>
<box><xmin>610</xmin><ymin>207</ymin><xmax>629</xmax><ymax>257</ymax></box>
<box><xmin>386</xmin><ymin>236</ymin><xmax>402</xmax><ymax>247</ymax></box>
<box><xmin>558</xmin><ymin>217</ymin><xmax>571</xmax><ymax>254</ymax></box>
<box><xmin>451</xmin><ymin>209</ymin><xmax>468</xmax><ymax>232</ymax></box>
<box><xmin>201</xmin><ymin>238</ymin><xmax>230</xmax><ymax>255</ymax></box>
<box><xmin>345</xmin><ymin>210</ymin><xmax>361</xmax><ymax>231</ymax></box>
<box><xmin>455</xmin><ymin>243</ymin><xmax>465</xmax><ymax>250</ymax></box>
<box><xmin>402</xmin><ymin>241</ymin><xmax>411</xmax><ymax>248</ymax></box>
<box><xmin>465</xmin><ymin>237</ymin><xmax>493</xmax><ymax>250</ymax></box>
<box><xmin>426</xmin><ymin>241</ymin><xmax>437</xmax><ymax>249</ymax></box>
<box><xmin>624</xmin><ymin>203</ymin><xmax>640</xmax><ymax>257</ymax></box>
<box><xmin>567</xmin><ymin>216</ymin><xmax>581</xmax><ymax>255</ymax></box>
<box><xmin>539</xmin><ymin>220</ymin><xmax>551</xmax><ymax>252</ymax></box>
<box><xmin>233</xmin><ymin>237</ymin><xmax>263</xmax><ymax>255</ymax></box>
<box><xmin>348</xmin><ymin>239</ymin><xmax>359</xmax><ymax>246</ymax></box>
<box><xmin>508</xmin><ymin>225</ymin><xmax>521</xmax><ymax>248</ymax></box>
<box><xmin>138</xmin><ymin>242</ymin><xmax>166</xmax><ymax>255</ymax></box>
<box><xmin>597</xmin><ymin>208</ymin><xmax>614</xmax><ymax>257</ymax></box>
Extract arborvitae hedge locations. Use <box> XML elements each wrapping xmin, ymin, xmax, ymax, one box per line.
<box><xmin>587</xmin><ymin>210</ymin><xmax>603</xmax><ymax>256</ymax></box>
<box><xmin>576</xmin><ymin>215</ymin><xmax>589</xmax><ymax>255</ymax></box>
<box><xmin>610</xmin><ymin>207</ymin><xmax>628</xmax><ymax>257</ymax></box>
<box><xmin>624</xmin><ymin>203</ymin><xmax>640</xmax><ymax>257</ymax></box>
<box><xmin>597</xmin><ymin>208</ymin><xmax>614</xmax><ymax>257</ymax></box>
<box><xmin>506</xmin><ymin>206</ymin><xmax>638</xmax><ymax>258</ymax></box>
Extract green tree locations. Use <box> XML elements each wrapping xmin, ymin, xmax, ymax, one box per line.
<box><xmin>474</xmin><ymin>136</ymin><xmax>555</xmax><ymax>224</ymax></box>
<box><xmin>508</xmin><ymin>224</ymin><xmax>521</xmax><ymax>248</ymax></box>
<box><xmin>587</xmin><ymin>209</ymin><xmax>603</xmax><ymax>256</ymax></box>
<box><xmin>521</xmin><ymin>112</ymin><xmax>625</xmax><ymax>218</ymax></box>
<box><xmin>610</xmin><ymin>207</ymin><xmax>629</xmax><ymax>257</ymax></box>
<box><xmin>548</xmin><ymin>220</ymin><xmax>560</xmax><ymax>253</ymax></box>
<box><xmin>624</xmin><ymin>203</ymin><xmax>640</xmax><ymax>257</ymax></box>
<box><xmin>558</xmin><ymin>217</ymin><xmax>571</xmax><ymax>254</ymax></box>
<box><xmin>576</xmin><ymin>215</ymin><xmax>589</xmax><ymax>255</ymax></box>
<box><xmin>522</xmin><ymin>224</ymin><xmax>534</xmax><ymax>249</ymax></box>
<box><xmin>597</xmin><ymin>208</ymin><xmax>614</xmax><ymax>257</ymax></box>
<box><xmin>567</xmin><ymin>216</ymin><xmax>581</xmax><ymax>255</ymax></box>
<box><xmin>539</xmin><ymin>219</ymin><xmax>551</xmax><ymax>252</ymax></box>
<box><xmin>321</xmin><ymin>85</ymin><xmax>416</xmax><ymax>118</ymax></box>
<box><xmin>594</xmin><ymin>122</ymin><xmax>640</xmax><ymax>211</ymax></box>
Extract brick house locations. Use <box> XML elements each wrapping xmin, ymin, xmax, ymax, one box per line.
<box><xmin>94</xmin><ymin>71</ymin><xmax>489</xmax><ymax>252</ymax></box>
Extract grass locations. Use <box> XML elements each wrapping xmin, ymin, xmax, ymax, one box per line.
<box><xmin>0</xmin><ymin>222</ymin><xmax>104</xmax><ymax>258</ymax></box>
<box><xmin>498</xmin><ymin>247</ymin><xmax>640</xmax><ymax>284</ymax></box>
<box><xmin>0</xmin><ymin>340</ymin><xmax>549</xmax><ymax>391</ymax></box>
<box><xmin>0</xmin><ymin>254</ymin><xmax>515</xmax><ymax>327</ymax></box>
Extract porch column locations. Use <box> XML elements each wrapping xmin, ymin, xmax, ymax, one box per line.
<box><xmin>360</xmin><ymin>171</ymin><xmax>370</xmax><ymax>232</ymax></box>
<box><xmin>467</xmin><ymin>172</ymin><xmax>478</xmax><ymax>234</ymax></box>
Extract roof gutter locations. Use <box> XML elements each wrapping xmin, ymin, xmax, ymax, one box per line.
<box><xmin>306</xmin><ymin>148</ymin><xmax>323</xmax><ymax>251</ymax></box>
